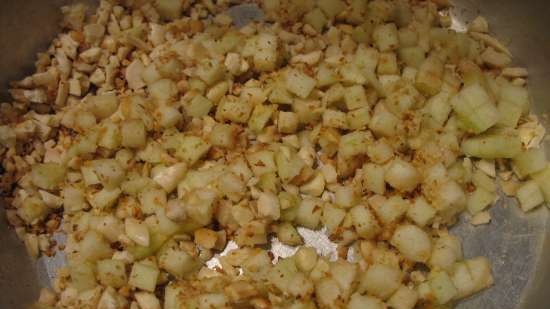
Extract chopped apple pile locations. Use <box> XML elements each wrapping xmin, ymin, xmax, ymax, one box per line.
<box><xmin>0</xmin><ymin>0</ymin><xmax>547</xmax><ymax>309</ymax></box>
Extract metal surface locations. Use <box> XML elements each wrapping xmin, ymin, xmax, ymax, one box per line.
<box><xmin>0</xmin><ymin>1</ymin><xmax>549</xmax><ymax>309</ymax></box>
<box><xmin>449</xmin><ymin>3</ymin><xmax>550</xmax><ymax>309</ymax></box>
<box><xmin>0</xmin><ymin>0</ymin><xmax>90</xmax><ymax>100</ymax></box>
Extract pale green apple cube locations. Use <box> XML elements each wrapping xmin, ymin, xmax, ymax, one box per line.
<box><xmin>516</xmin><ymin>180</ymin><xmax>544</xmax><ymax>212</ymax></box>
<box><xmin>129</xmin><ymin>262</ymin><xmax>159</xmax><ymax>292</ymax></box>
<box><xmin>285</xmin><ymin>69</ymin><xmax>316</xmax><ymax>99</ymax></box>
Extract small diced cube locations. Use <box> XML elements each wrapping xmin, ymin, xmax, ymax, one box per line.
<box><xmin>278</xmin><ymin>111</ymin><xmax>299</xmax><ymax>133</ymax></box>
<box><xmin>121</xmin><ymin>119</ymin><xmax>146</xmax><ymax>149</ymax></box>
<box><xmin>285</xmin><ymin>69</ymin><xmax>316</xmax><ymax>99</ymax></box>
<box><xmin>516</xmin><ymin>180</ymin><xmax>545</xmax><ymax>212</ymax></box>
<box><xmin>129</xmin><ymin>263</ymin><xmax>159</xmax><ymax>292</ymax></box>
<box><xmin>373</xmin><ymin>23</ymin><xmax>399</xmax><ymax>52</ymax></box>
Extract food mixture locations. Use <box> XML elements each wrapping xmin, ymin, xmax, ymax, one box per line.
<box><xmin>0</xmin><ymin>0</ymin><xmax>548</xmax><ymax>308</ymax></box>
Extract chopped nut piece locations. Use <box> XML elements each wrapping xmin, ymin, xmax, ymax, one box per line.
<box><xmin>468</xmin><ymin>16</ymin><xmax>489</xmax><ymax>33</ymax></box>
<box><xmin>471</xmin><ymin>211</ymin><xmax>492</xmax><ymax>225</ymax></box>
<box><xmin>470</xmin><ymin>32</ymin><xmax>512</xmax><ymax>57</ymax></box>
<box><xmin>126</xmin><ymin>59</ymin><xmax>146</xmax><ymax>90</ymax></box>
<box><xmin>481</xmin><ymin>47</ymin><xmax>512</xmax><ymax>68</ymax></box>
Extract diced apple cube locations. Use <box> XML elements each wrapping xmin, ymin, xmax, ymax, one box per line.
<box><xmin>372</xmin><ymin>195</ymin><xmax>409</xmax><ymax>224</ymax></box>
<box><xmin>391</xmin><ymin>224</ymin><xmax>432</xmax><ymax>263</ymax></box>
<box><xmin>216</xmin><ymin>97</ymin><xmax>253</xmax><ymax>124</ymax></box>
<box><xmin>247</xmin><ymin>150</ymin><xmax>277</xmax><ymax>176</ymax></box>
<box><xmin>285</xmin><ymin>69</ymin><xmax>316</xmax><ymax>99</ymax></box>
<box><xmin>451</xmin><ymin>84</ymin><xmax>498</xmax><ymax>134</ymax></box>
<box><xmin>369</xmin><ymin>103</ymin><xmax>399</xmax><ymax>137</ymax></box>
<box><xmin>129</xmin><ymin>262</ymin><xmax>159</xmax><ymax>292</ymax></box>
<box><xmin>158</xmin><ymin>244</ymin><xmax>200</xmax><ymax>278</ymax></box>
<box><xmin>184</xmin><ymin>94</ymin><xmax>213</xmax><ymax>118</ymax></box>
<box><xmin>358</xmin><ymin>263</ymin><xmax>402</xmax><ymax>299</ymax></box>
<box><xmin>317</xmin><ymin>0</ymin><xmax>346</xmax><ymax>19</ymax></box>
<box><xmin>367</xmin><ymin>138</ymin><xmax>394</xmax><ymax>164</ymax></box>
<box><xmin>316</xmin><ymin>64</ymin><xmax>339</xmax><ymax>88</ymax></box>
<box><xmin>516</xmin><ymin>180</ymin><xmax>544</xmax><ymax>212</ymax></box>
<box><xmin>88</xmin><ymin>94</ymin><xmax>118</xmax><ymax>119</ymax></box>
<box><xmin>155</xmin><ymin>0</ymin><xmax>183</xmax><ymax>20</ymax></box>
<box><xmin>248</xmin><ymin>104</ymin><xmax>275</xmax><ymax>133</ymax></box>
<box><xmin>461</xmin><ymin>132</ymin><xmax>522</xmax><ymax>159</ymax></box>
<box><xmin>338</xmin><ymin>131</ymin><xmax>371</xmax><ymax>158</ymax></box>
<box><xmin>253</xmin><ymin>32</ymin><xmax>279</xmax><ymax>72</ymax></box>
<box><xmin>429</xmin><ymin>271</ymin><xmax>458</xmax><ymax>305</ymax></box>
<box><xmin>387</xmin><ymin>285</ymin><xmax>418</xmax><ymax>309</ymax></box>
<box><xmin>465</xmin><ymin>257</ymin><xmax>494</xmax><ymax>294</ymax></box>
<box><xmin>347</xmin><ymin>106</ymin><xmax>371</xmax><ymax>130</ymax></box>
<box><xmin>209</xmin><ymin>124</ymin><xmax>239</xmax><ymax>148</ymax></box>
<box><xmin>69</xmin><ymin>262</ymin><xmax>97</xmax><ymax>292</ymax></box>
<box><xmin>235</xmin><ymin>220</ymin><xmax>268</xmax><ymax>246</ymax></box>
<box><xmin>323</xmin><ymin>109</ymin><xmax>348</xmax><ymax>129</ymax></box>
<box><xmin>359</xmin><ymin>163</ymin><xmax>386</xmax><ymax>195</ymax></box>
<box><xmin>139</xmin><ymin>187</ymin><xmax>167</xmax><ymax>215</ymax></box>
<box><xmin>385</xmin><ymin>159</ymin><xmax>421</xmax><ymax>192</ymax></box>
<box><xmin>340</xmin><ymin>64</ymin><xmax>367</xmax><ymax>84</ymax></box>
<box><xmin>98</xmin><ymin>121</ymin><xmax>121</xmax><ymax>150</ymax></box>
<box><xmin>532</xmin><ymin>166</ymin><xmax>550</xmax><ymax>202</ymax></box>
<box><xmin>79</xmin><ymin>231</ymin><xmax>113</xmax><ymax>262</ymax></box>
<box><xmin>499</xmin><ymin>83</ymin><xmax>529</xmax><ymax>114</ymax></box>
<box><xmin>31</xmin><ymin>163</ymin><xmax>66</xmax><ymax>190</ymax></box>
<box><xmin>92</xmin><ymin>159</ymin><xmax>125</xmax><ymax>189</ymax></box>
<box><xmin>334</xmin><ymin>185</ymin><xmax>358</xmax><ymax>208</ymax></box>
<box><xmin>121</xmin><ymin>119</ymin><xmax>146</xmax><ymax>149</ymax></box>
<box><xmin>296</xmin><ymin>198</ymin><xmax>323</xmax><ymax>229</ymax></box>
<box><xmin>377</xmin><ymin>52</ymin><xmax>399</xmax><ymax>75</ymax></box>
<box><xmin>196</xmin><ymin>59</ymin><xmax>224</xmax><ymax>86</ymax></box>
<box><xmin>347</xmin><ymin>293</ymin><xmax>385</xmax><ymax>309</ymax></box>
<box><xmin>63</xmin><ymin>186</ymin><xmax>88</xmax><ymax>213</ymax></box>
<box><xmin>466</xmin><ymin>187</ymin><xmax>495</xmax><ymax>215</ymax></box>
<box><xmin>304</xmin><ymin>8</ymin><xmax>328</xmax><ymax>33</ymax></box>
<box><xmin>18</xmin><ymin>197</ymin><xmax>49</xmax><ymax>224</ymax></box>
<box><xmin>398</xmin><ymin>47</ymin><xmax>426</xmax><ymax>69</ymax></box>
<box><xmin>350</xmin><ymin>205</ymin><xmax>381</xmax><ymax>239</ymax></box>
<box><xmin>416</xmin><ymin>55</ymin><xmax>444</xmax><ymax>96</ymax></box>
<box><xmin>278</xmin><ymin>111</ymin><xmax>299</xmax><ymax>133</ymax></box>
<box><xmin>276</xmin><ymin>222</ymin><xmax>303</xmax><ymax>246</ymax></box>
<box><xmin>88</xmin><ymin>187</ymin><xmax>121</xmax><ymax>209</ymax></box>
<box><xmin>175</xmin><ymin>136</ymin><xmax>211</xmax><ymax>165</ymax></box>
<box><xmin>406</xmin><ymin>197</ymin><xmax>436</xmax><ymax>227</ymax></box>
<box><xmin>373</xmin><ymin>23</ymin><xmax>399</xmax><ymax>52</ymax></box>
<box><xmin>97</xmin><ymin>259</ymin><xmax>127</xmax><ymax>288</ymax></box>
<box><xmin>321</xmin><ymin>204</ymin><xmax>346</xmax><ymax>233</ymax></box>
<box><xmin>149</xmin><ymin>79</ymin><xmax>178</xmax><ymax>104</ymax></box>
<box><xmin>497</xmin><ymin>98</ymin><xmax>522</xmax><ymax>128</ymax></box>
<box><xmin>512</xmin><ymin>148</ymin><xmax>546</xmax><ymax>178</ymax></box>
<box><xmin>344</xmin><ymin>85</ymin><xmax>368</xmax><ymax>110</ymax></box>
